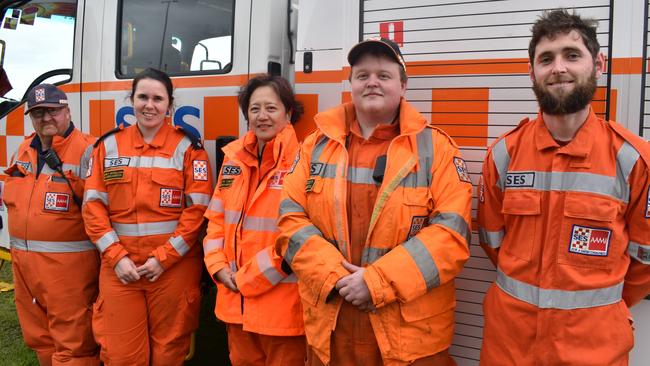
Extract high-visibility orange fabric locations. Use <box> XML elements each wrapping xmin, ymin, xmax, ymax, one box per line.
<box><xmin>82</xmin><ymin>122</ymin><xmax>212</xmax><ymax>365</ymax></box>
<box><xmin>478</xmin><ymin>110</ymin><xmax>650</xmax><ymax>365</ymax></box>
<box><xmin>203</xmin><ymin>124</ymin><xmax>304</xmax><ymax>337</ymax></box>
<box><xmin>4</xmin><ymin>128</ymin><xmax>100</xmax><ymax>366</ymax></box>
<box><xmin>226</xmin><ymin>324</ymin><xmax>306</xmax><ymax>366</ymax></box>
<box><xmin>276</xmin><ymin>99</ymin><xmax>472</xmax><ymax>365</ymax></box>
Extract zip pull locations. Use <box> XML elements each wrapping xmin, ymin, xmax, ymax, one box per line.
<box><xmin>32</xmin><ymin>298</ymin><xmax>36</xmax><ymax>305</ymax></box>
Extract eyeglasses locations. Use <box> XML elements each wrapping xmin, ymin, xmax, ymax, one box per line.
<box><xmin>30</xmin><ymin>106</ymin><xmax>66</xmax><ymax>119</ymax></box>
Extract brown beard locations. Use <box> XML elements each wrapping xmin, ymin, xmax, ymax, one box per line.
<box><xmin>532</xmin><ymin>71</ymin><xmax>597</xmax><ymax>115</ymax></box>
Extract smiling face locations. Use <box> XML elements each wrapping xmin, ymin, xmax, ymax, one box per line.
<box><xmin>30</xmin><ymin>106</ymin><xmax>71</xmax><ymax>141</ymax></box>
<box><xmin>350</xmin><ymin>53</ymin><xmax>406</xmax><ymax>126</ymax></box>
<box><xmin>132</xmin><ymin>77</ymin><xmax>172</xmax><ymax>131</ymax></box>
<box><xmin>529</xmin><ymin>30</ymin><xmax>604</xmax><ymax>115</ymax></box>
<box><xmin>247</xmin><ymin>85</ymin><xmax>290</xmax><ymax>144</ymax></box>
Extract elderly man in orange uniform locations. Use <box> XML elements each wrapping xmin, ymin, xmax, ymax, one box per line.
<box><xmin>276</xmin><ymin>38</ymin><xmax>472</xmax><ymax>366</ymax></box>
<box><xmin>478</xmin><ymin>9</ymin><xmax>650</xmax><ymax>365</ymax></box>
<box><xmin>5</xmin><ymin>84</ymin><xmax>99</xmax><ymax>365</ymax></box>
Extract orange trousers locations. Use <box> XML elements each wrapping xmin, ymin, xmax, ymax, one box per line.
<box><xmin>12</xmin><ymin>248</ymin><xmax>100</xmax><ymax>366</ymax></box>
<box><xmin>306</xmin><ymin>302</ymin><xmax>456</xmax><ymax>366</ymax></box>
<box><xmin>93</xmin><ymin>255</ymin><xmax>202</xmax><ymax>366</ymax></box>
<box><xmin>226</xmin><ymin>323</ymin><xmax>306</xmax><ymax>366</ymax></box>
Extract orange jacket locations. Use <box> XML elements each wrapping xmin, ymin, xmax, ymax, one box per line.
<box><xmin>82</xmin><ymin>123</ymin><xmax>213</xmax><ymax>268</ymax></box>
<box><xmin>203</xmin><ymin>124</ymin><xmax>303</xmax><ymax>336</ymax></box>
<box><xmin>477</xmin><ymin>110</ymin><xmax>650</xmax><ymax>365</ymax></box>
<box><xmin>276</xmin><ymin>100</ymin><xmax>472</xmax><ymax>364</ymax></box>
<box><xmin>5</xmin><ymin>126</ymin><xmax>95</xmax><ymax>251</ymax></box>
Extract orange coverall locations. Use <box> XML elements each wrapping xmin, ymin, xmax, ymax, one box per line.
<box><xmin>5</xmin><ymin>125</ymin><xmax>100</xmax><ymax>366</ymax></box>
<box><xmin>82</xmin><ymin>122</ymin><xmax>212</xmax><ymax>365</ymax></box>
<box><xmin>277</xmin><ymin>99</ymin><xmax>472</xmax><ymax>365</ymax></box>
<box><xmin>203</xmin><ymin>124</ymin><xmax>305</xmax><ymax>365</ymax></box>
<box><xmin>478</xmin><ymin>110</ymin><xmax>650</xmax><ymax>365</ymax></box>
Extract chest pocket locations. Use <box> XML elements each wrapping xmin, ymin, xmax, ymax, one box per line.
<box><xmin>104</xmin><ymin>168</ymin><xmax>133</xmax><ymax>213</ymax></box>
<box><xmin>501</xmin><ymin>191</ymin><xmax>542</xmax><ymax>261</ymax></box>
<box><xmin>41</xmin><ymin>172</ymin><xmax>82</xmax><ymax>216</ymax></box>
<box><xmin>151</xmin><ymin>169</ymin><xmax>185</xmax><ymax>211</ymax></box>
<box><xmin>558</xmin><ymin>193</ymin><xmax>620</xmax><ymax>269</ymax></box>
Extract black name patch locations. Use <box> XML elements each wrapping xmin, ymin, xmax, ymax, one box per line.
<box><xmin>222</xmin><ymin>165</ymin><xmax>241</xmax><ymax>176</ymax></box>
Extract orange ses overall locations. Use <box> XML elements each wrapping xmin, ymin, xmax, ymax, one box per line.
<box><xmin>478</xmin><ymin>110</ymin><xmax>650</xmax><ymax>365</ymax></box>
<box><xmin>5</xmin><ymin>126</ymin><xmax>100</xmax><ymax>366</ymax></box>
<box><xmin>203</xmin><ymin>125</ymin><xmax>305</xmax><ymax>365</ymax></box>
<box><xmin>277</xmin><ymin>100</ymin><xmax>472</xmax><ymax>365</ymax></box>
<box><xmin>82</xmin><ymin>122</ymin><xmax>212</xmax><ymax>365</ymax></box>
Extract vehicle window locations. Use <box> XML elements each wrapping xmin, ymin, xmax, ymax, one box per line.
<box><xmin>118</xmin><ymin>0</ymin><xmax>234</xmax><ymax>77</ymax></box>
<box><xmin>0</xmin><ymin>1</ymin><xmax>76</xmax><ymax>102</ymax></box>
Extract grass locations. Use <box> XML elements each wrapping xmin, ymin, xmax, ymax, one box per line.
<box><xmin>0</xmin><ymin>260</ymin><xmax>230</xmax><ymax>365</ymax></box>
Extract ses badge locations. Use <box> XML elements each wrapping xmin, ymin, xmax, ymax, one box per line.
<box><xmin>569</xmin><ymin>225</ymin><xmax>611</xmax><ymax>257</ymax></box>
<box><xmin>44</xmin><ymin>192</ymin><xmax>70</xmax><ymax>212</ymax></box>
<box><xmin>407</xmin><ymin>216</ymin><xmax>428</xmax><ymax>240</ymax></box>
<box><xmin>193</xmin><ymin>160</ymin><xmax>208</xmax><ymax>181</ymax></box>
<box><xmin>453</xmin><ymin>157</ymin><xmax>471</xmax><ymax>183</ymax></box>
<box><xmin>160</xmin><ymin>188</ymin><xmax>182</xmax><ymax>208</ymax></box>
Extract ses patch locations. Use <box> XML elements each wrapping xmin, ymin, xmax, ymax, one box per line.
<box><xmin>267</xmin><ymin>170</ymin><xmax>287</xmax><ymax>189</ymax></box>
<box><xmin>310</xmin><ymin>163</ymin><xmax>324</xmax><ymax>176</ymax></box>
<box><xmin>193</xmin><ymin>160</ymin><xmax>208</xmax><ymax>181</ymax></box>
<box><xmin>222</xmin><ymin>165</ymin><xmax>242</xmax><ymax>176</ymax></box>
<box><xmin>569</xmin><ymin>225</ymin><xmax>611</xmax><ymax>257</ymax></box>
<box><xmin>104</xmin><ymin>157</ymin><xmax>131</xmax><ymax>169</ymax></box>
<box><xmin>44</xmin><ymin>192</ymin><xmax>70</xmax><ymax>212</ymax></box>
<box><xmin>219</xmin><ymin>178</ymin><xmax>234</xmax><ymax>189</ymax></box>
<box><xmin>453</xmin><ymin>157</ymin><xmax>471</xmax><ymax>183</ymax></box>
<box><xmin>160</xmin><ymin>188</ymin><xmax>183</xmax><ymax>208</ymax></box>
<box><xmin>104</xmin><ymin>169</ymin><xmax>124</xmax><ymax>182</ymax></box>
<box><xmin>407</xmin><ymin>216</ymin><xmax>428</xmax><ymax>240</ymax></box>
<box><xmin>505</xmin><ymin>172</ymin><xmax>535</xmax><ymax>188</ymax></box>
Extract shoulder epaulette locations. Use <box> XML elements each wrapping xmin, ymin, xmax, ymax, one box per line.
<box><xmin>177</xmin><ymin>126</ymin><xmax>204</xmax><ymax>150</ymax></box>
<box><xmin>93</xmin><ymin>125</ymin><xmax>123</xmax><ymax>148</ymax></box>
<box><xmin>606</xmin><ymin>121</ymin><xmax>650</xmax><ymax>168</ymax></box>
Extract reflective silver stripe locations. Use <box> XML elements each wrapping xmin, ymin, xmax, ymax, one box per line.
<box><xmin>281</xmin><ymin>273</ymin><xmax>298</xmax><ymax>283</ymax></box>
<box><xmin>415</xmin><ymin>128</ymin><xmax>433</xmax><ymax>187</ymax></box>
<box><xmin>614</xmin><ymin>141</ymin><xmax>640</xmax><ymax>202</ymax></box>
<box><xmin>203</xmin><ymin>238</ymin><xmax>224</xmax><ymax>253</ymax></box>
<box><xmin>83</xmin><ymin>189</ymin><xmax>108</xmax><ymax>205</ymax></box>
<box><xmin>311</xmin><ymin>136</ymin><xmax>329</xmax><ymax>163</ymax></box>
<box><xmin>112</xmin><ymin>220</ymin><xmax>178</xmax><ymax>237</ymax></box>
<box><xmin>103</xmin><ymin>133</ymin><xmax>192</xmax><ymax>171</ymax></box>
<box><xmin>321</xmin><ymin>164</ymin><xmax>337</xmax><ymax>179</ymax></box>
<box><xmin>10</xmin><ymin>236</ymin><xmax>96</xmax><ymax>252</ymax></box>
<box><xmin>496</xmin><ymin>268</ymin><xmax>623</xmax><ymax>309</ymax></box>
<box><xmin>478</xmin><ymin>228</ymin><xmax>504</xmax><ymax>249</ymax></box>
<box><xmin>492</xmin><ymin>138</ymin><xmax>510</xmax><ymax>190</ymax></box>
<box><xmin>429</xmin><ymin>212</ymin><xmax>471</xmax><ymax>245</ymax></box>
<box><xmin>256</xmin><ymin>249</ymin><xmax>285</xmax><ymax>286</ymax></box>
<box><xmin>41</xmin><ymin>163</ymin><xmax>81</xmax><ymax>177</ymax></box>
<box><xmin>402</xmin><ymin>237</ymin><xmax>440</xmax><ymax>290</ymax></box>
<box><xmin>347</xmin><ymin>167</ymin><xmax>376</xmax><ymax>185</ymax></box>
<box><xmin>103</xmin><ymin>134</ymin><xmax>119</xmax><ymax>157</ymax></box>
<box><xmin>170</xmin><ymin>235</ymin><xmax>190</xmax><ymax>256</ymax></box>
<box><xmin>279</xmin><ymin>198</ymin><xmax>304</xmax><ymax>215</ymax></box>
<box><xmin>207</xmin><ymin>198</ymin><xmax>224</xmax><ymax>213</ymax></box>
<box><xmin>96</xmin><ymin>230</ymin><xmax>119</xmax><ymax>252</ymax></box>
<box><xmin>285</xmin><ymin>225</ymin><xmax>323</xmax><ymax>265</ymax></box>
<box><xmin>80</xmin><ymin>145</ymin><xmax>94</xmax><ymax>180</ymax></box>
<box><xmin>628</xmin><ymin>241</ymin><xmax>650</xmax><ymax>264</ymax></box>
<box><xmin>224</xmin><ymin>210</ymin><xmax>242</xmax><ymax>225</ymax></box>
<box><xmin>505</xmin><ymin>171</ymin><xmax>628</xmax><ymax>202</ymax></box>
<box><xmin>242</xmin><ymin>216</ymin><xmax>278</xmax><ymax>232</ymax></box>
<box><xmin>185</xmin><ymin>193</ymin><xmax>210</xmax><ymax>207</ymax></box>
<box><xmin>362</xmin><ymin>247</ymin><xmax>391</xmax><ymax>265</ymax></box>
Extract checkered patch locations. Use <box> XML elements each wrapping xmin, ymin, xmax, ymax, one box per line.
<box><xmin>453</xmin><ymin>157</ymin><xmax>471</xmax><ymax>183</ymax></box>
<box><xmin>645</xmin><ymin>187</ymin><xmax>650</xmax><ymax>219</ymax></box>
<box><xmin>160</xmin><ymin>188</ymin><xmax>182</xmax><ymax>208</ymax></box>
<box><xmin>44</xmin><ymin>192</ymin><xmax>70</xmax><ymax>212</ymax></box>
<box><xmin>267</xmin><ymin>170</ymin><xmax>287</xmax><ymax>189</ymax></box>
<box><xmin>193</xmin><ymin>160</ymin><xmax>208</xmax><ymax>181</ymax></box>
<box><xmin>35</xmin><ymin>87</ymin><xmax>45</xmax><ymax>102</ymax></box>
<box><xmin>569</xmin><ymin>225</ymin><xmax>611</xmax><ymax>257</ymax></box>
<box><xmin>407</xmin><ymin>216</ymin><xmax>428</xmax><ymax>240</ymax></box>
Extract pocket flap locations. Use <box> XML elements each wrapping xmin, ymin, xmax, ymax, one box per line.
<box><xmin>502</xmin><ymin>191</ymin><xmax>541</xmax><ymax>215</ymax></box>
<box><xmin>151</xmin><ymin>169</ymin><xmax>184</xmax><ymax>188</ymax></box>
<box><xmin>564</xmin><ymin>193</ymin><xmax>618</xmax><ymax>222</ymax></box>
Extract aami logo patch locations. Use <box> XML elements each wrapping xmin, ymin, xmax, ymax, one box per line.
<box><xmin>44</xmin><ymin>192</ymin><xmax>70</xmax><ymax>212</ymax></box>
<box><xmin>267</xmin><ymin>170</ymin><xmax>287</xmax><ymax>189</ymax></box>
<box><xmin>505</xmin><ymin>172</ymin><xmax>535</xmax><ymax>188</ymax></box>
<box><xmin>569</xmin><ymin>225</ymin><xmax>611</xmax><ymax>257</ymax></box>
<box><xmin>222</xmin><ymin>165</ymin><xmax>241</xmax><ymax>176</ymax></box>
<box><xmin>104</xmin><ymin>157</ymin><xmax>131</xmax><ymax>169</ymax></box>
<box><xmin>160</xmin><ymin>188</ymin><xmax>182</xmax><ymax>208</ymax></box>
<box><xmin>407</xmin><ymin>216</ymin><xmax>428</xmax><ymax>240</ymax></box>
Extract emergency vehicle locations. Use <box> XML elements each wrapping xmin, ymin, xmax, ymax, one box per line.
<box><xmin>0</xmin><ymin>0</ymin><xmax>647</xmax><ymax>364</ymax></box>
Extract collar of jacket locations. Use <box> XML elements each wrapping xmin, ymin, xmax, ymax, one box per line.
<box><xmin>534</xmin><ymin>107</ymin><xmax>597</xmax><ymax>158</ymax></box>
<box><xmin>223</xmin><ymin>124</ymin><xmax>299</xmax><ymax>167</ymax></box>
<box><xmin>132</xmin><ymin>121</ymin><xmax>173</xmax><ymax>148</ymax></box>
<box><xmin>313</xmin><ymin>98</ymin><xmax>428</xmax><ymax>144</ymax></box>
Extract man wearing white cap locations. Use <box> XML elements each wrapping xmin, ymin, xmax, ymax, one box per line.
<box><xmin>277</xmin><ymin>38</ymin><xmax>472</xmax><ymax>365</ymax></box>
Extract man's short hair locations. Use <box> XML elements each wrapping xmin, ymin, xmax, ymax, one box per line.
<box><xmin>528</xmin><ymin>9</ymin><xmax>600</xmax><ymax>64</ymax></box>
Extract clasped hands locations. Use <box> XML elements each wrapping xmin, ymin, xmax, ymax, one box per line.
<box><xmin>114</xmin><ymin>256</ymin><xmax>164</xmax><ymax>284</ymax></box>
<box><xmin>335</xmin><ymin>261</ymin><xmax>376</xmax><ymax>312</ymax></box>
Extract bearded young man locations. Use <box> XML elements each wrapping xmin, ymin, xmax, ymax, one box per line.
<box><xmin>477</xmin><ymin>9</ymin><xmax>650</xmax><ymax>365</ymax></box>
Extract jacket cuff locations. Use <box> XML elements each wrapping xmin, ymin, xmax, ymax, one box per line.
<box><xmin>104</xmin><ymin>244</ymin><xmax>129</xmax><ymax>269</ymax></box>
<box><xmin>364</xmin><ymin>265</ymin><xmax>396</xmax><ymax>308</ymax></box>
<box><xmin>150</xmin><ymin>245</ymin><xmax>179</xmax><ymax>270</ymax></box>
